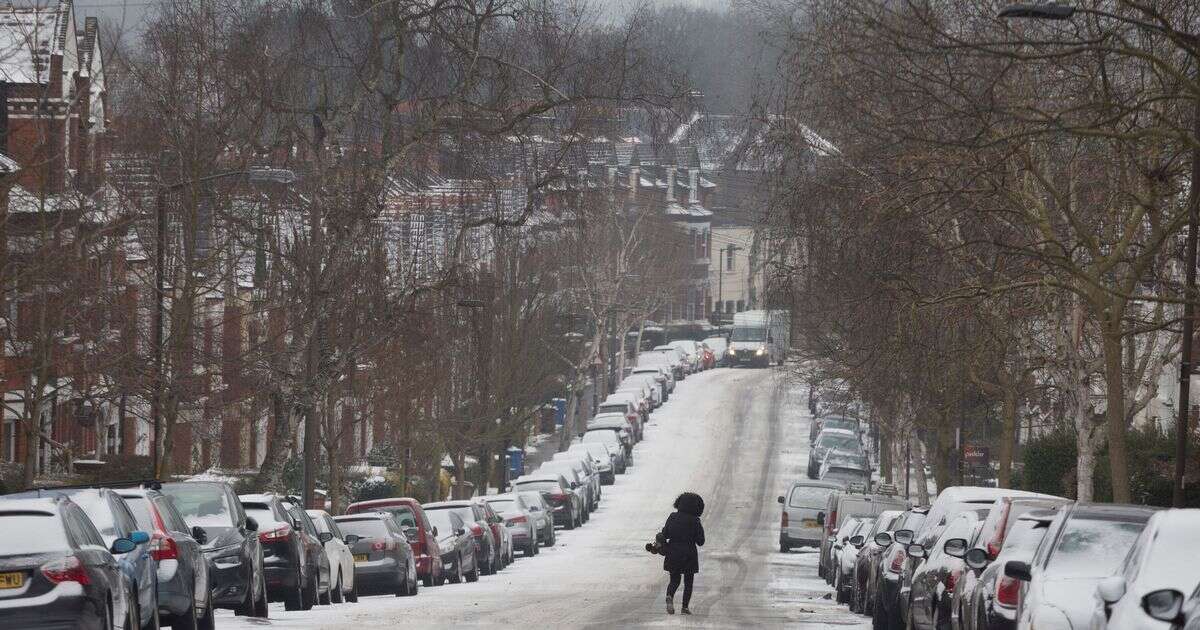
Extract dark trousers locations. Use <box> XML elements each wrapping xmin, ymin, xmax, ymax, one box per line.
<box><xmin>666</xmin><ymin>571</ymin><xmax>694</xmax><ymax>607</ymax></box>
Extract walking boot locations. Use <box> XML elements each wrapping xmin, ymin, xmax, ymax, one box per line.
<box><xmin>666</xmin><ymin>596</ymin><xmax>675</xmax><ymax>615</ymax></box>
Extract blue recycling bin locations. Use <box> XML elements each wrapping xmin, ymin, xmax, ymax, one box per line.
<box><xmin>552</xmin><ymin>398</ymin><xmax>566</xmax><ymax>427</ymax></box>
<box><xmin>507</xmin><ymin>447</ymin><xmax>524</xmax><ymax>480</ymax></box>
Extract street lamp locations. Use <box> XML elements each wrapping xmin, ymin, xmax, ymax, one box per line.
<box><xmin>999</xmin><ymin>3</ymin><xmax>1200</xmax><ymax>507</ymax></box>
<box><xmin>150</xmin><ymin>167</ymin><xmax>296</xmax><ymax>478</ymax></box>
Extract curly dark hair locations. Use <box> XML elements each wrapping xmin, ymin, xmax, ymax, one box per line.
<box><xmin>673</xmin><ymin>492</ymin><xmax>705</xmax><ymax>517</ymax></box>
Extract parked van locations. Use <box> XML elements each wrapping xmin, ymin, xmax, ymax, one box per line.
<box><xmin>778</xmin><ymin>480</ymin><xmax>844</xmax><ymax>551</ymax></box>
<box><xmin>818</xmin><ymin>485</ymin><xmax>909</xmax><ymax>581</ymax></box>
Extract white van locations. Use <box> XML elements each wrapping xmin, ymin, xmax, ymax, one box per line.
<box><xmin>818</xmin><ymin>487</ymin><xmax>910</xmax><ymax>580</ymax></box>
<box><xmin>778</xmin><ymin>480</ymin><xmax>844</xmax><ymax>551</ymax></box>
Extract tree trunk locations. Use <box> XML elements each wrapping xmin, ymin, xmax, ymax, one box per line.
<box><xmin>997</xmin><ymin>388</ymin><xmax>1018</xmax><ymax>489</ymax></box>
<box><xmin>1076</xmin><ymin>428</ymin><xmax>1098</xmax><ymax>502</ymax></box>
<box><xmin>911</xmin><ymin>435</ymin><xmax>930</xmax><ymax>505</ymax></box>
<box><xmin>254</xmin><ymin>390</ymin><xmax>292</xmax><ymax>489</ymax></box>
<box><xmin>1100</xmin><ymin>324</ymin><xmax>1132</xmax><ymax>503</ymax></box>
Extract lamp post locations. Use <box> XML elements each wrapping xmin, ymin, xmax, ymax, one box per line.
<box><xmin>999</xmin><ymin>3</ymin><xmax>1200</xmax><ymax>506</ymax></box>
<box><xmin>151</xmin><ymin>167</ymin><xmax>296</xmax><ymax>478</ymax></box>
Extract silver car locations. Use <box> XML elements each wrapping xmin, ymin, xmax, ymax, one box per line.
<box><xmin>482</xmin><ymin>494</ymin><xmax>540</xmax><ymax>557</ymax></box>
<box><xmin>568</xmin><ymin>442</ymin><xmax>615</xmax><ymax>484</ymax></box>
<box><xmin>517</xmin><ymin>491</ymin><xmax>556</xmax><ymax>547</ymax></box>
<box><xmin>778</xmin><ymin>480</ymin><xmax>843</xmax><ymax>551</ymax></box>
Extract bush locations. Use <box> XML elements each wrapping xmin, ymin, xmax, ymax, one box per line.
<box><xmin>89</xmin><ymin>455</ymin><xmax>154</xmax><ymax>484</ymax></box>
<box><xmin>351</xmin><ymin>475</ymin><xmax>398</xmax><ymax>502</ymax></box>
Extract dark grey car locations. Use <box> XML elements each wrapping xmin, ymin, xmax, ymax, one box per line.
<box><xmin>333</xmin><ymin>513</ymin><xmax>419</xmax><ymax>596</ymax></box>
<box><xmin>0</xmin><ymin>496</ymin><xmax>135</xmax><ymax>629</ymax></box>
<box><xmin>4</xmin><ymin>487</ymin><xmax>159</xmax><ymax>630</ymax></box>
<box><xmin>160</xmin><ymin>482</ymin><xmax>268</xmax><ymax>618</ymax></box>
<box><xmin>118</xmin><ymin>485</ymin><xmax>214</xmax><ymax>630</ymax></box>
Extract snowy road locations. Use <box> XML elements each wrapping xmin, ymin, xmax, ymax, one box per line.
<box><xmin>216</xmin><ymin>368</ymin><xmax>868</xmax><ymax>628</ymax></box>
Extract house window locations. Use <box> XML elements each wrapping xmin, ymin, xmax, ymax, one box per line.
<box><xmin>726</xmin><ymin>248</ymin><xmax>735</xmax><ymax>271</ymax></box>
<box><xmin>725</xmin><ymin>300</ymin><xmax>734</xmax><ymax>313</ymax></box>
<box><xmin>736</xmin><ymin>300</ymin><xmax>745</xmax><ymax>312</ymax></box>
<box><xmin>714</xmin><ymin>302</ymin><xmax>722</xmax><ymax>313</ymax></box>
<box><xmin>2</xmin><ymin>419</ymin><xmax>14</xmax><ymax>462</ymax></box>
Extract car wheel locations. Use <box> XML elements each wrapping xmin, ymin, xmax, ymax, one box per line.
<box><xmin>565</xmin><ymin>511</ymin><xmax>576</xmax><ymax>530</ymax></box>
<box><xmin>449</xmin><ymin>557</ymin><xmax>463</xmax><ymax>584</ymax></box>
<box><xmin>872</xmin><ymin>597</ymin><xmax>889</xmax><ymax>630</ymax></box>
<box><xmin>422</xmin><ymin>571</ymin><xmax>434</xmax><ymax>587</ymax></box>
<box><xmin>302</xmin><ymin>572</ymin><xmax>318</xmax><ymax>610</ymax></box>
<box><xmin>407</xmin><ymin>564</ymin><xmax>419</xmax><ymax>596</ymax></box>
<box><xmin>319</xmin><ymin>578</ymin><xmax>332</xmax><ymax>606</ymax></box>
<box><xmin>526</xmin><ymin>542</ymin><xmax>537</xmax><ymax>558</ymax></box>
<box><xmin>780</xmin><ymin>541</ymin><xmax>790</xmax><ymax>553</ymax></box>
<box><xmin>197</xmin><ymin>600</ymin><xmax>215</xmax><ymax>630</ymax></box>
<box><xmin>394</xmin><ymin>567</ymin><xmax>407</xmax><ymax>597</ymax></box>
<box><xmin>252</xmin><ymin>568</ymin><xmax>269</xmax><ymax>618</ymax></box>
<box><xmin>138</xmin><ymin>588</ymin><xmax>160</xmax><ymax>630</ymax></box>
<box><xmin>172</xmin><ymin>597</ymin><xmax>198</xmax><ymax>630</ymax></box>
<box><xmin>285</xmin><ymin>568</ymin><xmax>304</xmax><ymax>611</ymax></box>
<box><xmin>466</xmin><ymin>558</ymin><xmax>479</xmax><ymax>583</ymax></box>
<box><xmin>125</xmin><ymin>591</ymin><xmax>139</xmax><ymax>630</ymax></box>
<box><xmin>547</xmin><ymin>530</ymin><xmax>556</xmax><ymax>547</ymax></box>
<box><xmin>332</xmin><ymin>571</ymin><xmax>344</xmax><ymax>604</ymax></box>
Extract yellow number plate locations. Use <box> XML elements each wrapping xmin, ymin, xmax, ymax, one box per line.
<box><xmin>0</xmin><ymin>572</ymin><xmax>24</xmax><ymax>589</ymax></box>
<box><xmin>353</xmin><ymin>554</ymin><xmax>368</xmax><ymax>563</ymax></box>
<box><xmin>801</xmin><ymin>519</ymin><xmax>819</xmax><ymax>528</ymax></box>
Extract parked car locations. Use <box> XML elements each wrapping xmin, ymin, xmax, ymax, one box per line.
<box><xmin>586</xmin><ymin>414</ymin><xmax>636</xmax><ymax>461</ymax></box>
<box><xmin>160</xmin><ymin>481</ymin><xmax>268</xmax><ymax>618</ymax></box>
<box><xmin>893</xmin><ymin>487</ymin><xmax>1052</xmax><ymax>627</ymax></box>
<box><xmin>5</xmin><ymin>487</ymin><xmax>160</xmax><ymax>629</ymax></box>
<box><xmin>238</xmin><ymin>493</ymin><xmax>319</xmax><ymax>610</ymax></box>
<box><xmin>820</xmin><ymin>487</ymin><xmax>910</xmax><ymax>583</ymax></box>
<box><xmin>536</xmin><ymin>461</ymin><xmax>593</xmax><ymax>521</ymax></box>
<box><xmin>473</xmin><ymin>500</ymin><xmax>513</xmax><ymax>569</ymax></box>
<box><xmin>623</xmin><ymin>373</ymin><xmax>664</xmax><ymax>408</ymax></box>
<box><xmin>907</xmin><ymin>509</ymin><xmax>987</xmax><ymax>630</ymax></box>
<box><xmin>0</xmin><ymin>496</ymin><xmax>137</xmax><ymax>630</ymax></box>
<box><xmin>1089</xmin><ymin>508</ymin><xmax>1200</xmax><ymax>630</ymax></box>
<box><xmin>646</xmin><ymin>348</ymin><xmax>687</xmax><ymax>379</ymax></box>
<box><xmin>580</xmin><ymin>431</ymin><xmax>628</xmax><ymax>473</ymax></box>
<box><xmin>702</xmin><ymin>336</ymin><xmax>729</xmax><ymax>366</ymax></box>
<box><xmin>654</xmin><ymin>344</ymin><xmax>694</xmax><ymax>374</ymax></box>
<box><xmin>279</xmin><ymin>498</ymin><xmax>333</xmax><ymax>605</ymax></box>
<box><xmin>950</xmin><ymin>497</ymin><xmax>1069</xmax><ymax>630</ymax></box>
<box><xmin>667</xmin><ymin>340</ymin><xmax>703</xmax><ymax>372</ymax></box>
<box><xmin>417</xmin><ymin>505</ymin><xmax>478</xmax><ymax>584</ymax></box>
<box><xmin>116</xmin><ymin>483</ymin><xmax>214</xmax><ymax>630</ymax></box>
<box><xmin>629</xmin><ymin>364</ymin><xmax>672</xmax><ymax>400</ymax></box>
<box><xmin>820</xmin><ymin>454</ymin><xmax>872</xmax><ymax>488</ymax></box>
<box><xmin>957</xmin><ymin>509</ymin><xmax>1059</xmax><ymax>630</ymax></box>
<box><xmin>778</xmin><ymin>479</ymin><xmax>844</xmax><ymax>552</ymax></box>
<box><xmin>550</xmin><ymin>451</ymin><xmax>602</xmax><ymax>509</ymax></box>
<box><xmin>512</xmin><ymin>474</ymin><xmax>583</xmax><ymax>530</ymax></box>
<box><xmin>1006</xmin><ymin>502</ymin><xmax>1156</xmax><ymax>630</ymax></box>
<box><xmin>876</xmin><ymin>508</ymin><xmax>930</xmax><ymax>630</ymax></box>
<box><xmin>569</xmin><ymin>442</ymin><xmax>616</xmax><ymax>484</ymax></box>
<box><xmin>333</xmin><ymin>512</ymin><xmax>418</xmax><ymax>595</ymax></box>
<box><xmin>851</xmin><ymin>510</ymin><xmax>904</xmax><ymax>615</ymax></box>
<box><xmin>596</xmin><ymin>397</ymin><xmax>641</xmax><ymax>436</ymax></box>
<box><xmin>833</xmin><ymin>516</ymin><xmax>874</xmax><ymax>603</ymax></box>
<box><xmin>423</xmin><ymin>501</ymin><xmax>499</xmax><ymax>576</ymax></box>
<box><xmin>808</xmin><ymin>428</ymin><xmax>863</xmax><ymax>479</ymax></box>
<box><xmin>481</xmin><ymin>494</ymin><xmax>539</xmax><ymax>557</ymax></box>
<box><xmin>517</xmin><ymin>491</ymin><xmax>557</xmax><ymax>548</ymax></box>
<box><xmin>307</xmin><ymin>509</ymin><xmax>358</xmax><ymax>603</ymax></box>
<box><xmin>344</xmin><ymin>497</ymin><xmax>444</xmax><ymax>587</ymax></box>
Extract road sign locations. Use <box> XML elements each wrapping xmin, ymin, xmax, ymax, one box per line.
<box><xmin>963</xmin><ymin>445</ymin><xmax>990</xmax><ymax>464</ymax></box>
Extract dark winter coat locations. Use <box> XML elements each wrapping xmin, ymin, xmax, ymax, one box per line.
<box><xmin>660</xmin><ymin>511</ymin><xmax>705</xmax><ymax>574</ymax></box>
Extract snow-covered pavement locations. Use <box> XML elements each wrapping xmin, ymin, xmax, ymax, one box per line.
<box><xmin>215</xmin><ymin>368</ymin><xmax>868</xmax><ymax>628</ymax></box>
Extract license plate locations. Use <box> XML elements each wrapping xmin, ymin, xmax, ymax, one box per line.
<box><xmin>0</xmin><ymin>572</ymin><xmax>24</xmax><ymax>589</ymax></box>
<box><xmin>353</xmin><ymin>554</ymin><xmax>368</xmax><ymax>563</ymax></box>
<box><xmin>801</xmin><ymin>519</ymin><xmax>819</xmax><ymax>528</ymax></box>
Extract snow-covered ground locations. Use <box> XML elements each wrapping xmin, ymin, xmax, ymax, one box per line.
<box><xmin>215</xmin><ymin>368</ymin><xmax>868</xmax><ymax>628</ymax></box>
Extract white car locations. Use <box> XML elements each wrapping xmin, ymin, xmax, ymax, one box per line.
<box><xmin>634</xmin><ymin>356</ymin><xmax>677</xmax><ymax>391</ymax></box>
<box><xmin>667</xmin><ymin>340</ymin><xmax>703</xmax><ymax>372</ymax></box>
<box><xmin>481</xmin><ymin>494</ymin><xmax>541</xmax><ymax>557</ymax></box>
<box><xmin>569</xmin><ymin>442</ymin><xmax>616</xmax><ymax>483</ymax></box>
<box><xmin>629</xmin><ymin>365</ymin><xmax>671</xmax><ymax>401</ymax></box>
<box><xmin>307</xmin><ymin>509</ymin><xmax>358</xmax><ymax>603</ymax></box>
<box><xmin>1091</xmin><ymin>509</ymin><xmax>1200</xmax><ymax>630</ymax></box>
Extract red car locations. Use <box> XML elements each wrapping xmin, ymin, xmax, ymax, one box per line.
<box><xmin>345</xmin><ymin>498</ymin><xmax>445</xmax><ymax>586</ymax></box>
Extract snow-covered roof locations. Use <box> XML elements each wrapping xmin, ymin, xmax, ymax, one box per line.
<box><xmin>0</xmin><ymin>2</ymin><xmax>74</xmax><ymax>92</ymax></box>
<box><xmin>0</xmin><ymin>152</ymin><xmax>18</xmax><ymax>174</ymax></box>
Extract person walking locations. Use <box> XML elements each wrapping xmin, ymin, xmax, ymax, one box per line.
<box><xmin>659</xmin><ymin>492</ymin><xmax>705</xmax><ymax>615</ymax></box>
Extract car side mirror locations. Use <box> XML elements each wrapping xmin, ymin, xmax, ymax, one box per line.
<box><xmin>1004</xmin><ymin>560</ymin><xmax>1032</xmax><ymax>582</ymax></box>
<box><xmin>893</xmin><ymin>529</ymin><xmax>914</xmax><ymax>545</ymax></box>
<box><xmin>318</xmin><ymin>531</ymin><xmax>334</xmax><ymax>544</ymax></box>
<box><xmin>849</xmin><ymin>535</ymin><xmax>865</xmax><ymax>548</ymax></box>
<box><xmin>570</xmin><ymin>482</ymin><xmax>579</xmax><ymax>489</ymax></box>
<box><xmin>905</xmin><ymin>543</ymin><xmax>926</xmax><ymax>559</ymax></box>
<box><xmin>874</xmin><ymin>532</ymin><xmax>893</xmax><ymax>547</ymax></box>
<box><xmin>403</xmin><ymin>527</ymin><xmax>418</xmax><ymax>542</ymax></box>
<box><xmin>777</xmin><ymin>495</ymin><xmax>785</xmax><ymax>504</ymax></box>
<box><xmin>343</xmin><ymin>534</ymin><xmax>360</xmax><ymax>545</ymax></box>
<box><xmin>111</xmin><ymin>537</ymin><xmax>137</xmax><ymax>554</ymax></box>
<box><xmin>1097</xmin><ymin>575</ymin><xmax>1127</xmax><ymax>605</ymax></box>
<box><xmin>129</xmin><ymin>531</ymin><xmax>151</xmax><ymax>545</ymax></box>
<box><xmin>943</xmin><ymin>537</ymin><xmax>968</xmax><ymax>558</ymax></box>
<box><xmin>191</xmin><ymin>526</ymin><xmax>208</xmax><ymax>545</ymax></box>
<box><xmin>245</xmin><ymin>516</ymin><xmax>258</xmax><ymax>532</ymax></box>
<box><xmin>1142</xmin><ymin>589</ymin><xmax>1186</xmax><ymax>622</ymax></box>
<box><xmin>964</xmin><ymin>547</ymin><xmax>989</xmax><ymax>570</ymax></box>
<box><xmin>816</xmin><ymin>512</ymin><xmax>825</xmax><ymax>526</ymax></box>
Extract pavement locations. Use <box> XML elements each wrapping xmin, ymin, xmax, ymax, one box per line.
<box><xmin>215</xmin><ymin>368</ymin><xmax>869</xmax><ymax>629</ymax></box>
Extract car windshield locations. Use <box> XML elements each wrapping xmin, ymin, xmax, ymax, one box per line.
<box><xmin>424</xmin><ymin>510</ymin><xmax>458</xmax><ymax>535</ymax></box>
<box><xmin>487</xmin><ymin>499</ymin><xmax>516</xmax><ymax>513</ymax></box>
<box><xmin>519</xmin><ymin>493</ymin><xmax>545</xmax><ymax>507</ymax></box>
<box><xmin>163</xmin><ymin>485</ymin><xmax>235</xmax><ymax>528</ymax></box>
<box><xmin>730</xmin><ymin>326</ymin><xmax>766</xmax><ymax>341</ymax></box>
<box><xmin>61</xmin><ymin>493</ymin><xmax>118</xmax><ymax>540</ymax></box>
<box><xmin>582</xmin><ymin>432</ymin><xmax>618</xmax><ymax>446</ymax></box>
<box><xmin>427</xmin><ymin>506</ymin><xmax>476</xmax><ymax>524</ymax></box>
<box><xmin>1001</xmin><ymin>520</ymin><xmax>1048</xmax><ymax>557</ymax></box>
<box><xmin>822</xmin><ymin>418</ymin><xmax>859</xmax><ymax>432</ymax></box>
<box><xmin>598</xmin><ymin>404</ymin><xmax>627</xmax><ymax>414</ymax></box>
<box><xmin>242</xmin><ymin>504</ymin><xmax>280</xmax><ymax>527</ymax></box>
<box><xmin>370</xmin><ymin>506</ymin><xmax>416</xmax><ymax>528</ymax></box>
<box><xmin>514</xmin><ymin>480</ymin><xmax>562</xmax><ymax>494</ymax></box>
<box><xmin>789</xmin><ymin>485</ymin><xmax>837</xmax><ymax>509</ymax></box>
<box><xmin>817</xmin><ymin>433</ymin><xmax>860</xmax><ymax>451</ymax></box>
<box><xmin>122</xmin><ymin>496</ymin><xmax>157</xmax><ymax>531</ymax></box>
<box><xmin>337</xmin><ymin>518</ymin><xmax>388</xmax><ymax>539</ymax></box>
<box><xmin>1045</xmin><ymin>518</ymin><xmax>1145</xmax><ymax>577</ymax></box>
<box><xmin>823</xmin><ymin>468</ymin><xmax>868</xmax><ymax>484</ymax></box>
<box><xmin>0</xmin><ymin>513</ymin><xmax>70</xmax><ymax>554</ymax></box>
